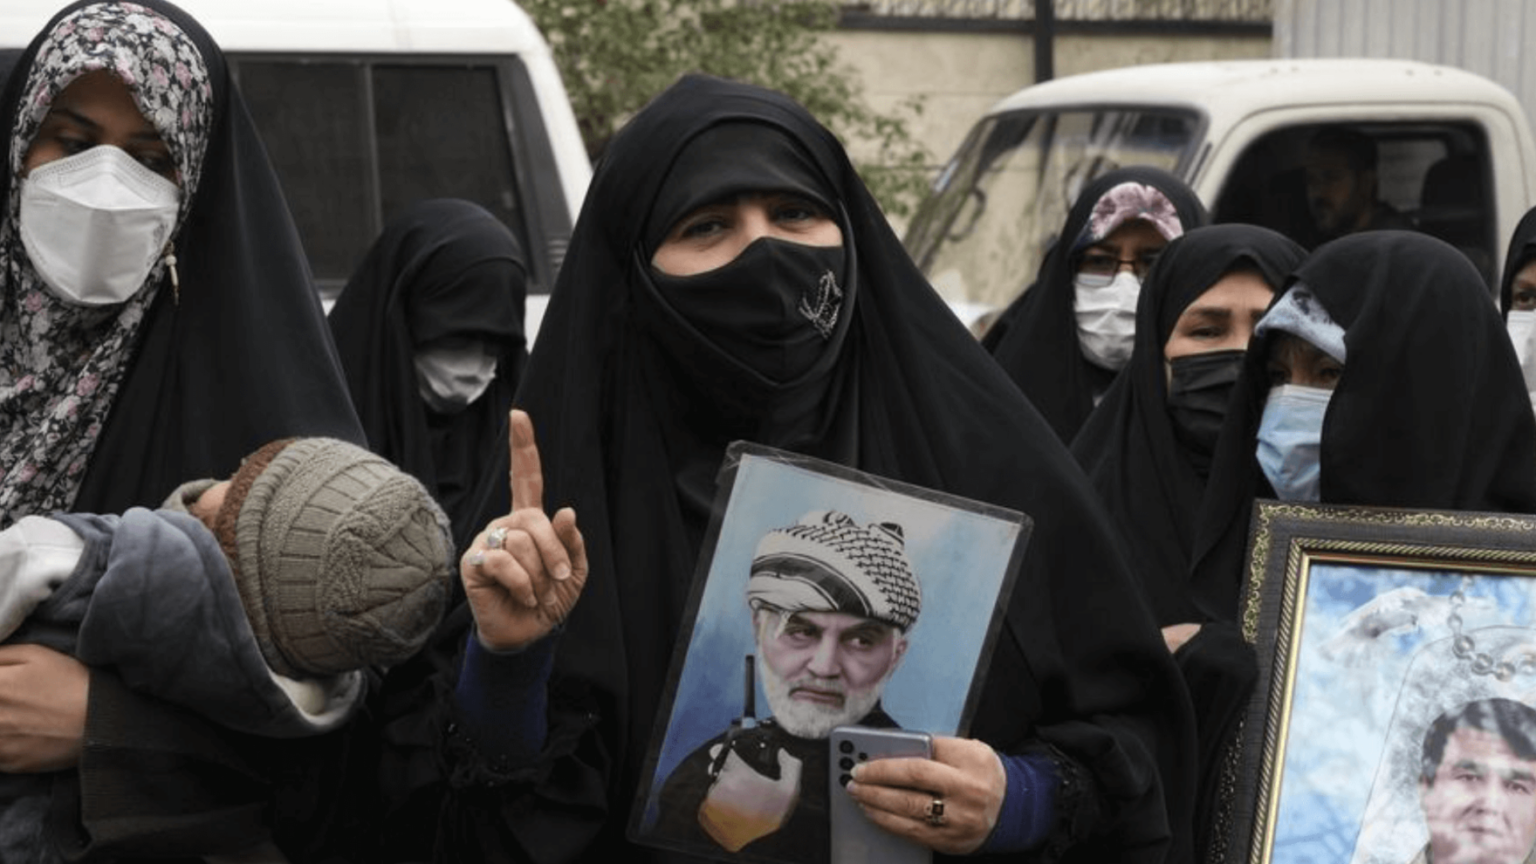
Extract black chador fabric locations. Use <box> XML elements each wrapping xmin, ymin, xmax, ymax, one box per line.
<box><xmin>329</xmin><ymin>197</ymin><xmax>528</xmax><ymax>552</ymax></box>
<box><xmin>1071</xmin><ymin>225</ymin><xmax>1305</xmax><ymax>628</ymax></box>
<box><xmin>439</xmin><ymin>75</ymin><xmax>1196</xmax><ymax>863</ymax></box>
<box><xmin>1071</xmin><ymin>225</ymin><xmax>1304</xmax><ymax>863</ymax></box>
<box><xmin>1501</xmin><ymin>205</ymin><xmax>1536</xmax><ymax>315</ymax></box>
<box><xmin>982</xmin><ymin>167</ymin><xmax>1206</xmax><ymax>444</ymax></box>
<box><xmin>0</xmin><ymin>1</ymin><xmax>365</xmax><ymax>859</ymax></box>
<box><xmin>1190</xmin><ymin>231</ymin><xmax>1536</xmax><ymax>623</ymax></box>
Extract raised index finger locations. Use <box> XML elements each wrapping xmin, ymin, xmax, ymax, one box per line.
<box><xmin>509</xmin><ymin>408</ymin><xmax>544</xmax><ymax>513</ymax></box>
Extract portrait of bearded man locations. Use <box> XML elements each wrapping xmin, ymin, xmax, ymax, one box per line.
<box><xmin>652</xmin><ymin>509</ymin><xmax>921</xmax><ymax>863</ymax></box>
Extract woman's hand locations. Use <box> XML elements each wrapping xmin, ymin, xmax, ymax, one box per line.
<box><xmin>461</xmin><ymin>409</ymin><xmax>589</xmax><ymax>652</ymax></box>
<box><xmin>844</xmin><ymin>736</ymin><xmax>1006</xmax><ymax>855</ymax></box>
<box><xmin>0</xmin><ymin>643</ymin><xmax>87</xmax><ymax>771</ymax></box>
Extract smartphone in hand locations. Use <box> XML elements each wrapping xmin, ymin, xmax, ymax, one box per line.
<box><xmin>828</xmin><ymin>726</ymin><xmax>934</xmax><ymax>864</ymax></box>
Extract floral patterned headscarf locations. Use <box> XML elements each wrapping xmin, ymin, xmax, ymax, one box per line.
<box><xmin>1072</xmin><ymin>181</ymin><xmax>1185</xmax><ymax>251</ymax></box>
<box><xmin>0</xmin><ymin>1</ymin><xmax>213</xmax><ymax>525</ymax></box>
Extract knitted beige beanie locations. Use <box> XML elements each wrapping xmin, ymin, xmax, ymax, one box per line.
<box><xmin>213</xmin><ymin>438</ymin><xmax>453</xmax><ymax>678</ymax></box>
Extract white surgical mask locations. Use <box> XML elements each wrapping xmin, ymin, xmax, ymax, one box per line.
<box><xmin>1255</xmin><ymin>384</ymin><xmax>1333</xmax><ymax>502</ymax></box>
<box><xmin>1074</xmin><ymin>269</ymin><xmax>1140</xmax><ymax>371</ymax></box>
<box><xmin>415</xmin><ymin>340</ymin><xmax>498</xmax><ymax>414</ymax></box>
<box><xmin>1507</xmin><ymin>310</ymin><xmax>1536</xmax><ymax>417</ymax></box>
<box><xmin>19</xmin><ymin>145</ymin><xmax>180</xmax><ymax>307</ymax></box>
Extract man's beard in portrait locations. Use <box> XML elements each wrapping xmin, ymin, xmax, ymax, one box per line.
<box><xmin>758</xmin><ymin>654</ymin><xmax>894</xmax><ymax>740</ymax></box>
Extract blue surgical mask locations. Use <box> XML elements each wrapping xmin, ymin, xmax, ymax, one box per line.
<box><xmin>1255</xmin><ymin>384</ymin><xmax>1333</xmax><ymax>502</ymax></box>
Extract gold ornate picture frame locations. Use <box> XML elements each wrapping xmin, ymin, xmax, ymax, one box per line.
<box><xmin>1226</xmin><ymin>500</ymin><xmax>1536</xmax><ymax>864</ymax></box>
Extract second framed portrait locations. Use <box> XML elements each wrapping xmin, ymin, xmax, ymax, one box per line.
<box><xmin>1225</xmin><ymin>501</ymin><xmax>1536</xmax><ymax>864</ymax></box>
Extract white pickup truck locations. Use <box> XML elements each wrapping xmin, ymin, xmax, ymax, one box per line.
<box><xmin>904</xmin><ymin>58</ymin><xmax>1536</xmax><ymax>330</ymax></box>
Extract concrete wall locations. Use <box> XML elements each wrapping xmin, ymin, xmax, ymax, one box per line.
<box><xmin>825</xmin><ymin>24</ymin><xmax>1271</xmax><ymax>229</ymax></box>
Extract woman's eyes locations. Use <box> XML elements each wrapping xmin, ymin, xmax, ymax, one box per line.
<box><xmin>55</xmin><ymin>134</ymin><xmax>92</xmax><ymax>156</ymax></box>
<box><xmin>134</xmin><ymin>150</ymin><xmax>175</xmax><ymax>178</ymax></box>
<box><xmin>676</xmin><ymin>214</ymin><xmax>729</xmax><ymax>240</ymax></box>
<box><xmin>772</xmin><ymin>199</ymin><xmax>824</xmax><ymax>223</ymax></box>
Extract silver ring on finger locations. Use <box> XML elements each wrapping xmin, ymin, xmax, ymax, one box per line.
<box><xmin>925</xmin><ymin>796</ymin><xmax>946</xmax><ymax>828</ymax></box>
<box><xmin>486</xmin><ymin>526</ymin><xmax>509</xmax><ymax>550</ymax></box>
<box><xmin>467</xmin><ymin>550</ymin><xmax>486</xmax><ymax>567</ymax></box>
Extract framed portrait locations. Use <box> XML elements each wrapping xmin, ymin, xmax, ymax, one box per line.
<box><xmin>1225</xmin><ymin>500</ymin><xmax>1536</xmax><ymax>864</ymax></box>
<box><xmin>627</xmin><ymin>442</ymin><xmax>1030</xmax><ymax>864</ymax></box>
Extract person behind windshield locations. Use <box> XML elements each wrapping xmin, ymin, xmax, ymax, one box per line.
<box><xmin>1499</xmin><ymin>206</ymin><xmax>1536</xmax><ymax>420</ymax></box>
<box><xmin>0</xmin><ymin>0</ymin><xmax>365</xmax><ymax>858</ymax></box>
<box><xmin>1302</xmin><ymin>126</ymin><xmax>1410</xmax><ymax>245</ymax></box>
<box><xmin>983</xmin><ymin>167</ymin><xmax>1207</xmax><ymax>443</ymax></box>
<box><xmin>1070</xmin><ymin>224</ymin><xmax>1305</xmax><ymax>858</ymax></box>
<box><xmin>437</xmin><ymin>74</ymin><xmax>1195</xmax><ymax>863</ymax></box>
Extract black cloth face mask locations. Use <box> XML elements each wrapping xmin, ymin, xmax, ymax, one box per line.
<box><xmin>1166</xmin><ymin>349</ymin><xmax>1245</xmax><ymax>473</ymax></box>
<box><xmin>650</xmin><ymin>236</ymin><xmax>846</xmax><ymax>385</ymax></box>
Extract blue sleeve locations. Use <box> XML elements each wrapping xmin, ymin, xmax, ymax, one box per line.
<box><xmin>980</xmin><ymin>750</ymin><xmax>1059</xmax><ymax>854</ymax></box>
<box><xmin>452</xmin><ymin>633</ymin><xmax>556</xmax><ymax>766</ymax></box>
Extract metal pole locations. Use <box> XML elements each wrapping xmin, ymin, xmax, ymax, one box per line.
<box><xmin>1034</xmin><ymin>0</ymin><xmax>1055</xmax><ymax>83</ymax></box>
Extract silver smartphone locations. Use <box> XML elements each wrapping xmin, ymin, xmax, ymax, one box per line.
<box><xmin>828</xmin><ymin>726</ymin><xmax>934</xmax><ymax>864</ymax></box>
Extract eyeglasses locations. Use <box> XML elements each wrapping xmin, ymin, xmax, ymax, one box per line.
<box><xmin>1079</xmin><ymin>250</ymin><xmax>1162</xmax><ymax>278</ymax></box>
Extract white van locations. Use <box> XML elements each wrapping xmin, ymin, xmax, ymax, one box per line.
<box><xmin>904</xmin><ymin>59</ymin><xmax>1536</xmax><ymax>330</ymax></box>
<box><xmin>0</xmin><ymin>0</ymin><xmax>592</xmax><ymax>339</ymax></box>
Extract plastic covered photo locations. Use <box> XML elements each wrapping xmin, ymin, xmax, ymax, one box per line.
<box><xmin>629</xmin><ymin>442</ymin><xmax>1029</xmax><ymax>864</ymax></box>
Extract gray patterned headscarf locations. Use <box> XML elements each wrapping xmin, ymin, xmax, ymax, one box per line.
<box><xmin>0</xmin><ymin>1</ymin><xmax>212</xmax><ymax>525</ymax></box>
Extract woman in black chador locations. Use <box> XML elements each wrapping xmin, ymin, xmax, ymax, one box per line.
<box><xmin>440</xmin><ymin>74</ymin><xmax>1196</xmax><ymax>864</ymax></box>
<box><xmin>982</xmin><ymin>167</ymin><xmax>1206</xmax><ymax>444</ymax></box>
<box><xmin>1072</xmin><ymin>224</ymin><xmax>1306</xmax><ymax>628</ymax></box>
<box><xmin>329</xmin><ymin>197</ymin><xmax>529</xmax><ymax>551</ymax></box>
<box><xmin>0</xmin><ymin>0</ymin><xmax>364</xmax><ymax>858</ymax></box>
<box><xmin>1070</xmin><ymin>224</ymin><xmax>1306</xmax><ymax>859</ymax></box>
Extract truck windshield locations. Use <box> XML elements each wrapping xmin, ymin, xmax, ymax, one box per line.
<box><xmin>904</xmin><ymin>107</ymin><xmax>1200</xmax><ymax>328</ymax></box>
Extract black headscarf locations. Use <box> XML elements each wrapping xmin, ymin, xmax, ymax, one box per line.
<box><xmin>445</xmin><ymin>75</ymin><xmax>1194</xmax><ymax>863</ymax></box>
<box><xmin>0</xmin><ymin>0</ymin><xmax>363</xmax><ymax>519</ymax></box>
<box><xmin>1500</xmin><ymin>205</ymin><xmax>1536</xmax><ymax>316</ymax></box>
<box><xmin>982</xmin><ymin>167</ymin><xmax>1207</xmax><ymax>444</ymax></box>
<box><xmin>329</xmin><ymin>198</ymin><xmax>527</xmax><ymax>552</ymax></box>
<box><xmin>1191</xmin><ymin>231</ymin><xmax>1536</xmax><ymax>621</ymax></box>
<box><xmin>1071</xmin><ymin>224</ymin><xmax>1305</xmax><ymax>627</ymax></box>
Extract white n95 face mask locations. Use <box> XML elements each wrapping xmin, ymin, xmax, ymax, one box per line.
<box><xmin>1255</xmin><ymin>384</ymin><xmax>1333</xmax><ymax>502</ymax></box>
<box><xmin>1507</xmin><ymin>310</ymin><xmax>1536</xmax><ymax>409</ymax></box>
<box><xmin>19</xmin><ymin>145</ymin><xmax>180</xmax><ymax>307</ymax></box>
<box><xmin>1074</xmin><ymin>269</ymin><xmax>1140</xmax><ymax>371</ymax></box>
<box><xmin>415</xmin><ymin>340</ymin><xmax>499</xmax><ymax>414</ymax></box>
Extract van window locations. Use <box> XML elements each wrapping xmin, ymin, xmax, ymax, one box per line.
<box><xmin>905</xmin><ymin>107</ymin><xmax>1200</xmax><ymax>319</ymax></box>
<box><xmin>232</xmin><ymin>56</ymin><xmax>542</xmax><ymax>301</ymax></box>
<box><xmin>1213</xmin><ymin>122</ymin><xmax>1495</xmax><ymax>284</ymax></box>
